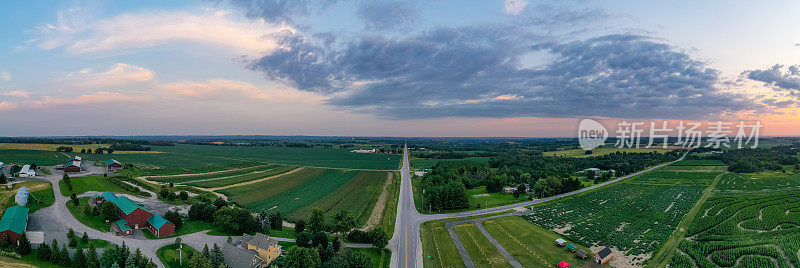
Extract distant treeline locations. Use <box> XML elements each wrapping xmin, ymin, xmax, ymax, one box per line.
<box><xmin>0</xmin><ymin>137</ymin><xmax>172</xmax><ymax>147</ymax></box>
<box><xmin>691</xmin><ymin>145</ymin><xmax>800</xmax><ymax>173</ymax></box>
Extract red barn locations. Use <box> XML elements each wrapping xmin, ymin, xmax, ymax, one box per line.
<box><xmin>63</xmin><ymin>160</ymin><xmax>81</xmax><ymax>173</ymax></box>
<box><xmin>0</xmin><ymin>206</ymin><xmax>29</xmax><ymax>245</ymax></box>
<box><xmin>147</xmin><ymin>214</ymin><xmax>175</xmax><ymax>237</ymax></box>
<box><xmin>112</xmin><ymin>196</ymin><xmax>153</xmax><ymax>229</ymax></box>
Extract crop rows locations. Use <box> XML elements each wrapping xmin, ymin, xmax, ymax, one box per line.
<box><xmin>525</xmin><ymin>183</ymin><xmax>705</xmax><ymax>258</ymax></box>
<box><xmin>186</xmin><ymin>165</ymin><xmax>297</xmax><ymax>188</ymax></box>
<box><xmin>289</xmin><ymin>171</ymin><xmax>387</xmax><ymax>225</ymax></box>
<box><xmin>715</xmin><ymin>172</ymin><xmax>800</xmax><ymax>192</ymax></box>
<box><xmin>150</xmin><ymin>164</ymin><xmax>279</xmax><ymax>184</ymax></box>
<box><xmin>669</xmin><ymin>193</ymin><xmax>800</xmax><ymax>267</ymax></box>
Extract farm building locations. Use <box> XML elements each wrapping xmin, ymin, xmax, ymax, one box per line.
<box><xmin>576</xmin><ymin>249</ymin><xmax>587</xmax><ymax>259</ymax></box>
<box><xmin>63</xmin><ymin>160</ymin><xmax>81</xmax><ymax>172</ymax></box>
<box><xmin>558</xmin><ymin>261</ymin><xmax>570</xmax><ymax>268</ymax></box>
<box><xmin>241</xmin><ymin>233</ymin><xmax>282</xmax><ymax>266</ymax></box>
<box><xmin>105</xmin><ymin>159</ymin><xmax>123</xmax><ymax>170</ymax></box>
<box><xmin>595</xmin><ymin>247</ymin><xmax>613</xmax><ymax>264</ymax></box>
<box><xmin>221</xmin><ymin>242</ymin><xmax>266</xmax><ymax>268</ymax></box>
<box><xmin>96</xmin><ymin>191</ymin><xmax>175</xmax><ymax>237</ymax></box>
<box><xmin>350</xmin><ymin>149</ymin><xmax>377</xmax><ymax>153</ymax></box>
<box><xmin>146</xmin><ymin>214</ymin><xmax>175</xmax><ymax>238</ymax></box>
<box><xmin>566</xmin><ymin>244</ymin><xmax>576</xmax><ymax>252</ymax></box>
<box><xmin>0</xmin><ymin>205</ymin><xmax>29</xmax><ymax>244</ymax></box>
<box><xmin>19</xmin><ymin>165</ymin><xmax>35</xmax><ymax>177</ymax></box>
<box><xmin>503</xmin><ymin>187</ymin><xmax>516</xmax><ymax>194</ymax></box>
<box><xmin>555</xmin><ymin>238</ymin><xmax>566</xmax><ymax>246</ymax></box>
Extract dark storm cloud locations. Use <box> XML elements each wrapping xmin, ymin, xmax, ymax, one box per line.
<box><xmin>742</xmin><ymin>64</ymin><xmax>800</xmax><ymax>91</ymax></box>
<box><xmin>357</xmin><ymin>1</ymin><xmax>418</xmax><ymax>32</ymax></box>
<box><xmin>248</xmin><ymin>27</ymin><xmax>760</xmax><ymax>120</ymax></box>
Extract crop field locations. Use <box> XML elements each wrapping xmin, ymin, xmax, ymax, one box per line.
<box><xmin>673</xmin><ymin>159</ymin><xmax>726</xmax><ymax>166</ymax></box>
<box><xmin>453</xmin><ymin>223</ymin><xmax>510</xmax><ymax>268</ymax></box>
<box><xmin>628</xmin><ymin>169</ymin><xmax>721</xmax><ymax>186</ymax></box>
<box><xmin>0</xmin><ymin>149</ymin><xmax>72</xmax><ymax>166</ymax></box>
<box><xmin>669</xmin><ymin>193</ymin><xmax>800</xmax><ymax>267</ymax></box>
<box><xmin>543</xmin><ymin>147</ymin><xmax>675</xmax><ymax>158</ymax></box>
<box><xmin>658</xmin><ymin>165</ymin><xmax>728</xmax><ymax>173</ymax></box>
<box><xmin>147</xmin><ymin>164</ymin><xmax>281</xmax><ymax>184</ymax></box>
<box><xmin>410</xmin><ymin>156</ymin><xmax>490</xmax><ymax>169</ymax></box>
<box><xmin>483</xmin><ymin>216</ymin><xmax>592</xmax><ymax>267</ymax></box>
<box><xmin>219</xmin><ymin>168</ymin><xmax>388</xmax><ymax>224</ymax></box>
<box><xmin>153</xmin><ymin>144</ymin><xmax>400</xmax><ymax>170</ymax></box>
<box><xmin>420</xmin><ymin>211</ymin><xmax>512</xmax><ymax>268</ymax></box>
<box><xmin>186</xmin><ymin>166</ymin><xmax>297</xmax><ymax>188</ymax></box>
<box><xmin>715</xmin><ymin>172</ymin><xmax>800</xmax><ymax>192</ymax></box>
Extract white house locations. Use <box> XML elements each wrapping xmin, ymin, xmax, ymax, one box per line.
<box><xmin>350</xmin><ymin>149</ymin><xmax>377</xmax><ymax>153</ymax></box>
<box><xmin>19</xmin><ymin>165</ymin><xmax>35</xmax><ymax>177</ymax></box>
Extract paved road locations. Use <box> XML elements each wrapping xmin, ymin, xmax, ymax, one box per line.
<box><xmin>389</xmin><ymin>147</ymin><xmax>689</xmax><ymax>267</ymax></box>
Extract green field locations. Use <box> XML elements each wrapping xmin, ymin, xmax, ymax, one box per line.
<box><xmin>0</xmin><ymin>149</ymin><xmax>72</xmax><ymax>166</ymax></box>
<box><xmin>483</xmin><ymin>216</ymin><xmax>591</xmax><ymax>267</ymax></box>
<box><xmin>524</xmin><ymin>164</ymin><xmax>723</xmax><ymax>265</ymax></box>
<box><xmin>672</xmin><ymin>159</ymin><xmax>726</xmax><ymax>166</ymax></box>
<box><xmin>220</xmin><ymin>168</ymin><xmax>388</xmax><ymax>224</ymax></box>
<box><xmin>420</xmin><ymin>211</ymin><xmax>512</xmax><ymax>268</ymax></box>
<box><xmin>466</xmin><ymin>186</ymin><xmax>526</xmax><ymax>209</ymax></box>
<box><xmin>186</xmin><ymin>165</ymin><xmax>298</xmax><ymax>188</ymax></box>
<box><xmin>715</xmin><ymin>171</ymin><xmax>800</xmax><ymax>192</ymax></box>
<box><xmin>410</xmin><ymin>157</ymin><xmax>490</xmax><ymax>169</ymax></box>
<box><xmin>157</xmin><ymin>243</ymin><xmax>200</xmax><ymax>268</ymax></box>
<box><xmin>669</xmin><ymin>193</ymin><xmax>800</xmax><ymax>267</ymax></box>
<box><xmin>147</xmin><ymin>164</ymin><xmax>282</xmax><ymax>184</ymax></box>
<box><xmin>59</xmin><ymin>175</ymin><xmax>146</xmax><ymax>197</ymax></box>
<box><xmin>453</xmin><ymin>223</ymin><xmax>510</xmax><ymax>267</ymax></box>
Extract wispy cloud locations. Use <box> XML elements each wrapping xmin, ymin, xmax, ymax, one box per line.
<box><xmin>37</xmin><ymin>9</ymin><xmax>294</xmax><ymax>56</ymax></box>
<box><xmin>504</xmin><ymin>0</ymin><xmax>527</xmax><ymax>15</ymax></box>
<box><xmin>159</xmin><ymin>79</ymin><xmax>321</xmax><ymax>102</ymax></box>
<box><xmin>65</xmin><ymin>63</ymin><xmax>154</xmax><ymax>88</ymax></box>
<box><xmin>0</xmin><ymin>72</ymin><xmax>10</xmax><ymax>82</ymax></box>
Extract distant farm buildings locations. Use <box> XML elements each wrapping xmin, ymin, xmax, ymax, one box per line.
<box><xmin>105</xmin><ymin>159</ymin><xmax>123</xmax><ymax>171</ymax></box>
<box><xmin>93</xmin><ymin>191</ymin><xmax>175</xmax><ymax>237</ymax></box>
<box><xmin>0</xmin><ymin>205</ymin><xmax>29</xmax><ymax>245</ymax></box>
<box><xmin>60</xmin><ymin>156</ymin><xmax>82</xmax><ymax>173</ymax></box>
<box><xmin>350</xmin><ymin>149</ymin><xmax>377</xmax><ymax>153</ymax></box>
<box><xmin>18</xmin><ymin>165</ymin><xmax>35</xmax><ymax>177</ymax></box>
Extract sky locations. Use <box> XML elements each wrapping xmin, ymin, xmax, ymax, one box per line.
<box><xmin>1</xmin><ymin>0</ymin><xmax>800</xmax><ymax>137</ymax></box>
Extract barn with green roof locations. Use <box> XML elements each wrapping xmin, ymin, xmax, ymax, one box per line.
<box><xmin>0</xmin><ymin>205</ymin><xmax>29</xmax><ymax>244</ymax></box>
<box><xmin>96</xmin><ymin>191</ymin><xmax>175</xmax><ymax>237</ymax></box>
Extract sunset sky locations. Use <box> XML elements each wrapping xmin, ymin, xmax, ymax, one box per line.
<box><xmin>1</xmin><ymin>0</ymin><xmax>799</xmax><ymax>137</ymax></box>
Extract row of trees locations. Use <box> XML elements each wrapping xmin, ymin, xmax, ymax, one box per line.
<box><xmin>693</xmin><ymin>145</ymin><xmax>800</xmax><ymax>173</ymax></box>
<box><xmin>36</xmin><ymin>235</ymin><xmax>156</xmax><ymax>268</ymax></box>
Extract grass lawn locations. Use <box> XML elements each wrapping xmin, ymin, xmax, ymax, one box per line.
<box><xmin>143</xmin><ymin>220</ymin><xmax>220</xmax><ymax>239</ymax></box>
<box><xmin>18</xmin><ymin>250</ymin><xmax>61</xmax><ymax>267</ymax></box>
<box><xmin>349</xmin><ymin>248</ymin><xmax>391</xmax><ymax>268</ymax></box>
<box><xmin>66</xmin><ymin>197</ymin><xmax>111</xmax><ymax>232</ymax></box>
<box><xmin>466</xmin><ymin>186</ymin><xmax>527</xmax><ymax>209</ymax></box>
<box><xmin>453</xmin><ymin>223</ymin><xmax>510</xmax><ymax>267</ymax></box>
<box><xmin>59</xmin><ymin>175</ymin><xmax>141</xmax><ymax>197</ymax></box>
<box><xmin>482</xmin><ymin>216</ymin><xmax>592</xmax><ymax>267</ymax></box>
<box><xmin>266</xmin><ymin>227</ymin><xmax>297</xmax><ymax>239</ymax></box>
<box><xmin>157</xmin><ymin>243</ymin><xmax>200</xmax><ymax>268</ymax></box>
<box><xmin>378</xmin><ymin>172</ymin><xmax>400</xmax><ymax>238</ymax></box>
<box><xmin>420</xmin><ymin>211</ymin><xmax>513</xmax><ymax>268</ymax></box>
<box><xmin>1</xmin><ymin>182</ymin><xmax>55</xmax><ymax>217</ymax></box>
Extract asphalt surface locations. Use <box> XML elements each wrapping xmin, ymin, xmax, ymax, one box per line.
<box><xmin>388</xmin><ymin>147</ymin><xmax>689</xmax><ymax>268</ymax></box>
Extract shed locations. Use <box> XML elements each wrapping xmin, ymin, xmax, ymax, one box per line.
<box><xmin>555</xmin><ymin>238</ymin><xmax>566</xmax><ymax>246</ymax></box>
<box><xmin>63</xmin><ymin>160</ymin><xmax>81</xmax><ymax>173</ymax></box>
<box><xmin>576</xmin><ymin>249</ymin><xmax>587</xmax><ymax>259</ymax></box>
<box><xmin>0</xmin><ymin>205</ymin><xmax>29</xmax><ymax>244</ymax></box>
<box><xmin>105</xmin><ymin>159</ymin><xmax>123</xmax><ymax>170</ymax></box>
<box><xmin>19</xmin><ymin>165</ymin><xmax>35</xmax><ymax>177</ymax></box>
<box><xmin>566</xmin><ymin>244</ymin><xmax>576</xmax><ymax>252</ymax></box>
<box><xmin>147</xmin><ymin>214</ymin><xmax>175</xmax><ymax>237</ymax></box>
<box><xmin>595</xmin><ymin>246</ymin><xmax>613</xmax><ymax>264</ymax></box>
<box><xmin>114</xmin><ymin>219</ymin><xmax>133</xmax><ymax>236</ymax></box>
<box><xmin>558</xmin><ymin>261</ymin><xmax>570</xmax><ymax>268</ymax></box>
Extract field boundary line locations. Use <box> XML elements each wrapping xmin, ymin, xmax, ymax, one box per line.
<box><xmin>179</xmin><ymin>168</ymin><xmax>279</xmax><ymax>184</ymax></box>
<box><xmin>647</xmin><ymin>172</ymin><xmax>725</xmax><ymax>267</ymax></box>
<box><xmin>361</xmin><ymin>172</ymin><xmax>393</xmax><ymax>231</ymax></box>
<box><xmin>140</xmin><ymin>164</ymin><xmax>274</xmax><ymax>179</ymax></box>
<box><xmin>202</xmin><ymin>167</ymin><xmax>305</xmax><ymax>191</ymax></box>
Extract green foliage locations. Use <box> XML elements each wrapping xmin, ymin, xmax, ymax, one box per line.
<box><xmin>212</xmin><ymin>206</ymin><xmax>259</xmax><ymax>234</ymax></box>
<box><xmin>164</xmin><ymin>210</ymin><xmax>183</xmax><ymax>229</ymax></box>
<box><xmin>100</xmin><ymin>201</ymin><xmax>119</xmax><ymax>221</ymax></box>
<box><xmin>284</xmin><ymin>246</ymin><xmax>321</xmax><ymax>268</ymax></box>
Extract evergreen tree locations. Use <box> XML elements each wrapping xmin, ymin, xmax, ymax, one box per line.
<box><xmin>37</xmin><ymin>243</ymin><xmax>51</xmax><ymax>261</ymax></box>
<box><xmin>0</xmin><ymin>235</ymin><xmax>10</xmax><ymax>249</ymax></box>
<box><xmin>17</xmin><ymin>232</ymin><xmax>31</xmax><ymax>255</ymax></box>
<box><xmin>202</xmin><ymin>244</ymin><xmax>210</xmax><ymax>258</ymax></box>
<box><xmin>209</xmin><ymin>243</ymin><xmax>224</xmax><ymax>268</ymax></box>
<box><xmin>81</xmin><ymin>231</ymin><xmax>89</xmax><ymax>244</ymax></box>
<box><xmin>87</xmin><ymin>244</ymin><xmax>99</xmax><ymax>268</ymax></box>
<box><xmin>72</xmin><ymin>248</ymin><xmax>87</xmax><ymax>268</ymax></box>
<box><xmin>124</xmin><ymin>253</ymin><xmax>136</xmax><ymax>268</ymax></box>
<box><xmin>58</xmin><ymin>245</ymin><xmax>71</xmax><ymax>266</ymax></box>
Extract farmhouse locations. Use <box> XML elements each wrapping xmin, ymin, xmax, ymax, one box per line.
<box><xmin>555</xmin><ymin>238</ymin><xmax>566</xmax><ymax>246</ymax></box>
<box><xmin>95</xmin><ymin>191</ymin><xmax>175</xmax><ymax>237</ymax></box>
<box><xmin>241</xmin><ymin>233</ymin><xmax>282</xmax><ymax>265</ymax></box>
<box><xmin>19</xmin><ymin>165</ymin><xmax>35</xmax><ymax>177</ymax></box>
<box><xmin>221</xmin><ymin>242</ymin><xmax>265</xmax><ymax>268</ymax></box>
<box><xmin>0</xmin><ymin>205</ymin><xmax>29</xmax><ymax>244</ymax></box>
<box><xmin>105</xmin><ymin>159</ymin><xmax>123</xmax><ymax>170</ymax></box>
<box><xmin>595</xmin><ymin>246</ymin><xmax>613</xmax><ymax>264</ymax></box>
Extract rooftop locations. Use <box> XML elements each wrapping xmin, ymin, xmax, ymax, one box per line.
<box><xmin>598</xmin><ymin>247</ymin><xmax>613</xmax><ymax>259</ymax></box>
<box><xmin>0</xmin><ymin>205</ymin><xmax>29</xmax><ymax>234</ymax></box>
<box><xmin>147</xmin><ymin>214</ymin><xmax>172</xmax><ymax>229</ymax></box>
